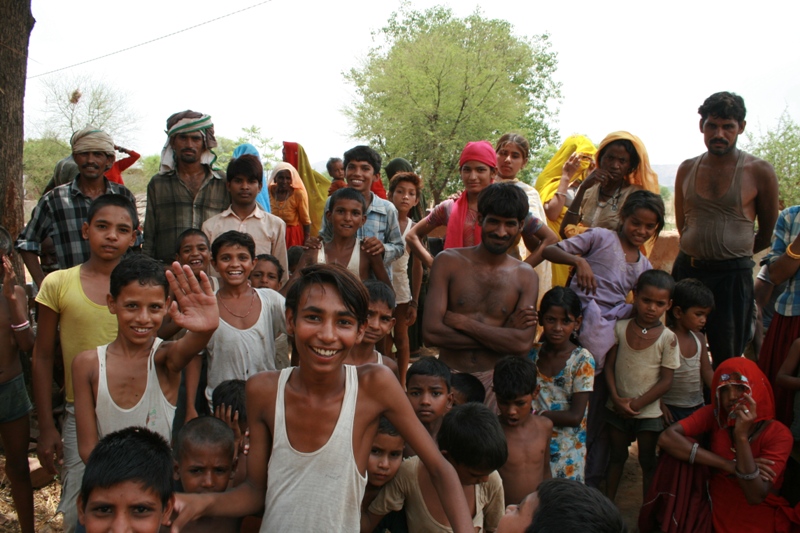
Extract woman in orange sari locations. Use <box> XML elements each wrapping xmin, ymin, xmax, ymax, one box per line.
<box><xmin>268</xmin><ymin>162</ymin><xmax>311</xmax><ymax>247</ymax></box>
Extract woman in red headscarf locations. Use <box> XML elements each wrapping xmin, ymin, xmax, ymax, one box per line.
<box><xmin>657</xmin><ymin>358</ymin><xmax>800</xmax><ymax>533</ymax></box>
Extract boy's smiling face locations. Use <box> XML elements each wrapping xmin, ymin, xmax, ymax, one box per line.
<box><xmin>82</xmin><ymin>206</ymin><xmax>136</xmax><ymax>261</ymax></box>
<box><xmin>212</xmin><ymin>244</ymin><xmax>255</xmax><ymax>287</ymax></box>
<box><xmin>174</xmin><ymin>442</ymin><xmax>234</xmax><ymax>494</ymax></box>
<box><xmin>78</xmin><ymin>481</ymin><xmax>172</xmax><ymax>533</ymax></box>
<box><xmin>406</xmin><ymin>374</ymin><xmax>452</xmax><ymax>425</ymax></box>
<box><xmin>326</xmin><ymin>199</ymin><xmax>366</xmax><ymax>238</ymax></box>
<box><xmin>108</xmin><ymin>282</ymin><xmax>169</xmax><ymax>345</ymax></box>
<box><xmin>176</xmin><ymin>235</ymin><xmax>210</xmax><ymax>277</ymax></box>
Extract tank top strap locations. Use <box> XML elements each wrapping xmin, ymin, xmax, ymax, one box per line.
<box><xmin>336</xmin><ymin>365</ymin><xmax>359</xmax><ymax>437</ymax></box>
<box><xmin>147</xmin><ymin>338</ymin><xmax>164</xmax><ymax>379</ymax></box>
<box><xmin>273</xmin><ymin>367</ymin><xmax>294</xmax><ymax>444</ymax></box>
<box><xmin>97</xmin><ymin>344</ymin><xmax>110</xmax><ymax>394</ymax></box>
<box><xmin>690</xmin><ymin>330</ymin><xmax>702</xmax><ymax>359</ymax></box>
<box><xmin>730</xmin><ymin>150</ymin><xmax>747</xmax><ymax>200</ymax></box>
<box><xmin>375</xmin><ymin>352</ymin><xmax>383</xmax><ymax>365</ymax></box>
<box><xmin>685</xmin><ymin>154</ymin><xmax>704</xmax><ymax>199</ymax></box>
<box><xmin>348</xmin><ymin>238</ymin><xmax>361</xmax><ymax>275</ymax></box>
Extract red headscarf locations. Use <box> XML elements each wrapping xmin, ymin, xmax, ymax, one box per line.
<box><xmin>712</xmin><ymin>358</ymin><xmax>775</xmax><ymax>429</ymax></box>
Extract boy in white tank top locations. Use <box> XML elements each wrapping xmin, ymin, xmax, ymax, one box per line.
<box><xmin>343</xmin><ymin>280</ymin><xmax>400</xmax><ymax>379</ymax></box>
<box><xmin>168</xmin><ymin>264</ymin><xmax>475</xmax><ymax>532</ymax></box>
<box><xmin>72</xmin><ymin>256</ymin><xmax>219</xmax><ymax>463</ymax></box>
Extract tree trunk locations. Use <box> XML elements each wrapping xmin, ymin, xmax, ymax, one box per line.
<box><xmin>0</xmin><ymin>0</ymin><xmax>35</xmax><ymax>278</ymax></box>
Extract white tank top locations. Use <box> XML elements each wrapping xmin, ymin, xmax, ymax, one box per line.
<box><xmin>263</xmin><ymin>365</ymin><xmax>367</xmax><ymax>531</ymax></box>
<box><xmin>317</xmin><ymin>238</ymin><xmax>361</xmax><ymax>278</ymax></box>
<box><xmin>661</xmin><ymin>331</ymin><xmax>705</xmax><ymax>408</ymax></box>
<box><xmin>95</xmin><ymin>338</ymin><xmax>175</xmax><ymax>443</ymax></box>
<box><xmin>392</xmin><ymin>221</ymin><xmax>413</xmax><ymax>303</ymax></box>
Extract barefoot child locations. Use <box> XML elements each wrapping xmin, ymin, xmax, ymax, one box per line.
<box><xmin>661</xmin><ymin>278</ymin><xmax>714</xmax><ymax>424</ymax></box>
<box><xmin>174</xmin><ymin>417</ymin><xmax>239</xmax><ymax>533</ymax></box>
<box><xmin>33</xmin><ymin>195</ymin><xmax>138</xmax><ymax>530</ymax></box>
<box><xmin>344</xmin><ymin>280</ymin><xmax>399</xmax><ymax>378</ymax></box>
<box><xmin>364</xmin><ymin>403</ymin><xmax>506</xmax><ymax>532</ymax></box>
<box><xmin>78</xmin><ymin>427</ymin><xmax>174</xmax><ymax>533</ymax></box>
<box><xmin>605</xmin><ymin>270</ymin><xmax>679</xmax><ymax>501</ymax></box>
<box><xmin>362</xmin><ymin>417</ymin><xmax>407</xmax><ymax>533</ymax></box>
<box><xmin>530</xmin><ymin>286</ymin><xmax>595</xmax><ymax>482</ymax></box>
<box><xmin>249</xmin><ymin>254</ymin><xmax>290</xmax><ymax>369</ymax></box>
<box><xmin>73</xmin><ymin>255</ymin><xmax>219</xmax><ymax>461</ymax></box>
<box><xmin>493</xmin><ymin>357</ymin><xmax>553</xmax><ymax>506</ymax></box>
<box><xmin>0</xmin><ymin>229</ymin><xmax>35</xmax><ymax>533</ymax></box>
<box><xmin>301</xmin><ymin>188</ymin><xmax>392</xmax><ymax>286</ymax></box>
<box><xmin>387</xmin><ymin>172</ymin><xmax>424</xmax><ymax>386</ymax></box>
<box><xmin>406</xmin><ymin>356</ymin><xmax>454</xmax><ymax>446</ymax></box>
<box><xmin>169</xmin><ymin>264</ymin><xmax>474</xmax><ymax>532</ymax></box>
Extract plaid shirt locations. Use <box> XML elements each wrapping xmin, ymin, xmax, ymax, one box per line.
<box><xmin>320</xmin><ymin>191</ymin><xmax>404</xmax><ymax>265</ymax></box>
<box><xmin>16</xmin><ymin>178</ymin><xmax>137</xmax><ymax>270</ymax></box>
<box><xmin>142</xmin><ymin>169</ymin><xmax>230</xmax><ymax>264</ymax></box>
<box><xmin>764</xmin><ymin>205</ymin><xmax>800</xmax><ymax>317</ymax></box>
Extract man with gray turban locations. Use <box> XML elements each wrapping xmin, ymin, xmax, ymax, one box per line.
<box><xmin>16</xmin><ymin>127</ymin><xmax>137</xmax><ymax>287</ymax></box>
<box><xmin>142</xmin><ymin>110</ymin><xmax>230</xmax><ymax>264</ymax></box>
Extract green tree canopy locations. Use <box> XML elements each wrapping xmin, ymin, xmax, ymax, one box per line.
<box><xmin>22</xmin><ymin>137</ymin><xmax>70</xmax><ymax>196</ymax></box>
<box><xmin>214</xmin><ymin>125</ymin><xmax>281</xmax><ymax>173</ymax></box>
<box><xmin>345</xmin><ymin>4</ymin><xmax>561</xmax><ymax>203</ymax></box>
<box><xmin>746</xmin><ymin>110</ymin><xmax>800</xmax><ymax>207</ymax></box>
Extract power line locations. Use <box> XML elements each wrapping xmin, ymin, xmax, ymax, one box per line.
<box><xmin>26</xmin><ymin>0</ymin><xmax>273</xmax><ymax>80</ymax></box>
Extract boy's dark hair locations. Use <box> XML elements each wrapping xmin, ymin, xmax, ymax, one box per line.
<box><xmin>619</xmin><ymin>190</ymin><xmax>666</xmax><ymax>237</ymax></box>
<box><xmin>343</xmin><ymin>145</ymin><xmax>381</xmax><ymax>175</ymax></box>
<box><xmin>635</xmin><ymin>269</ymin><xmax>675</xmax><ymax>296</ymax></box>
<box><xmin>377</xmin><ymin>416</ymin><xmax>401</xmax><ymax>438</ymax></box>
<box><xmin>672</xmin><ymin>278</ymin><xmax>715</xmax><ymax>311</ymax></box>
<box><xmin>328</xmin><ymin>187</ymin><xmax>367</xmax><ymax>213</ymax></box>
<box><xmin>226</xmin><ymin>154</ymin><xmax>263</xmax><ymax>184</ymax></box>
<box><xmin>406</xmin><ymin>356</ymin><xmax>452</xmax><ymax>391</ymax></box>
<box><xmin>437</xmin><ymin>403</ymin><xmax>508</xmax><ymax>471</ymax></box>
<box><xmin>326</xmin><ymin>157</ymin><xmax>343</xmax><ymax>175</ymax></box>
<box><xmin>388</xmin><ymin>172</ymin><xmax>423</xmax><ymax>196</ymax></box>
<box><xmin>175</xmin><ymin>228</ymin><xmax>209</xmax><ymax>255</ymax></box>
<box><xmin>527</xmin><ymin>479</ymin><xmax>627</xmax><ymax>533</ymax></box>
<box><xmin>87</xmin><ymin>194</ymin><xmax>139</xmax><ymax>229</ymax></box>
<box><xmin>80</xmin><ymin>427</ymin><xmax>173</xmax><ymax>509</ymax></box>
<box><xmin>211</xmin><ymin>380</ymin><xmax>247</xmax><ymax>422</ymax></box>
<box><xmin>698</xmin><ymin>91</ymin><xmax>746</xmax><ymax>125</ymax></box>
<box><xmin>285</xmin><ymin>263</ymin><xmax>370</xmax><ymax>325</ymax></box>
<box><xmin>256</xmin><ymin>253</ymin><xmax>284</xmax><ymax>281</ymax></box>
<box><xmin>0</xmin><ymin>226</ymin><xmax>12</xmax><ymax>256</ymax></box>
<box><xmin>287</xmin><ymin>245</ymin><xmax>304</xmax><ymax>271</ymax></box>
<box><xmin>211</xmin><ymin>230</ymin><xmax>256</xmax><ymax>261</ymax></box>
<box><xmin>597</xmin><ymin>139</ymin><xmax>641</xmax><ymax>174</ymax></box>
<box><xmin>174</xmin><ymin>416</ymin><xmax>235</xmax><ymax>462</ymax></box>
<box><xmin>493</xmin><ymin>356</ymin><xmax>537</xmax><ymax>401</ymax></box>
<box><xmin>364</xmin><ymin>280</ymin><xmax>396</xmax><ymax>310</ymax></box>
<box><xmin>450</xmin><ymin>373</ymin><xmax>486</xmax><ymax>404</ymax></box>
<box><xmin>477</xmin><ymin>182</ymin><xmax>528</xmax><ymax>222</ymax></box>
<box><xmin>110</xmin><ymin>254</ymin><xmax>168</xmax><ymax>299</ymax></box>
<box><xmin>495</xmin><ymin>133</ymin><xmax>531</xmax><ymax>160</ymax></box>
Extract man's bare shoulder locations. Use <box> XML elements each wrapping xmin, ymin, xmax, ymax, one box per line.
<box><xmin>433</xmin><ymin>248</ymin><xmax>471</xmax><ymax>265</ymax></box>
<box><xmin>743</xmin><ymin>152</ymin><xmax>778</xmax><ymax>178</ymax></box>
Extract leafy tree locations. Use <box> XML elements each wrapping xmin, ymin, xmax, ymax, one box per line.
<box><xmin>660</xmin><ymin>185</ymin><xmax>672</xmax><ymax>204</ymax></box>
<box><xmin>22</xmin><ymin>137</ymin><xmax>71</xmax><ymax>196</ymax></box>
<box><xmin>345</xmin><ymin>4</ymin><xmax>560</xmax><ymax>204</ymax></box>
<box><xmin>746</xmin><ymin>110</ymin><xmax>800</xmax><ymax>207</ymax></box>
<box><xmin>214</xmin><ymin>126</ymin><xmax>281</xmax><ymax>173</ymax></box>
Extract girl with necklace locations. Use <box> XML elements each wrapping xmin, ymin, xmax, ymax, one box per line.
<box><xmin>269</xmin><ymin>162</ymin><xmax>311</xmax><ymax>247</ymax></box>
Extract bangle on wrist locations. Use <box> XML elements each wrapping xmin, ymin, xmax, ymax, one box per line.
<box><xmin>10</xmin><ymin>320</ymin><xmax>30</xmax><ymax>331</ymax></box>
<box><xmin>786</xmin><ymin>242</ymin><xmax>800</xmax><ymax>260</ymax></box>
<box><xmin>688</xmin><ymin>442</ymin><xmax>699</xmax><ymax>464</ymax></box>
<box><xmin>554</xmin><ymin>192</ymin><xmax>567</xmax><ymax>198</ymax></box>
<box><xmin>409</xmin><ymin>301</ymin><xmax>418</xmax><ymax>309</ymax></box>
<box><xmin>735</xmin><ymin>466</ymin><xmax>760</xmax><ymax>480</ymax></box>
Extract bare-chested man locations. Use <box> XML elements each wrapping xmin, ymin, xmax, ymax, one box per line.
<box><xmin>673</xmin><ymin>92</ymin><xmax>779</xmax><ymax>366</ymax></box>
<box><xmin>423</xmin><ymin>182</ymin><xmax>539</xmax><ymax>411</ymax></box>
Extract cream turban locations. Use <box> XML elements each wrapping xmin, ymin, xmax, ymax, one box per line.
<box><xmin>70</xmin><ymin>127</ymin><xmax>115</xmax><ymax>155</ymax></box>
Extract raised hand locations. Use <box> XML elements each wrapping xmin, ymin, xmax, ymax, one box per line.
<box><xmin>2</xmin><ymin>256</ymin><xmax>18</xmax><ymax>301</ymax></box>
<box><xmin>574</xmin><ymin>258</ymin><xmax>597</xmax><ymax>295</ymax></box>
<box><xmin>165</xmin><ymin>262</ymin><xmax>219</xmax><ymax>334</ymax></box>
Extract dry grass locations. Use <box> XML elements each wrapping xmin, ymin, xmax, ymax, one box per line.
<box><xmin>0</xmin><ymin>456</ymin><xmax>63</xmax><ymax>533</ymax></box>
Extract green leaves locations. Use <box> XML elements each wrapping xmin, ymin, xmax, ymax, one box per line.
<box><xmin>746</xmin><ymin>110</ymin><xmax>800</xmax><ymax>207</ymax></box>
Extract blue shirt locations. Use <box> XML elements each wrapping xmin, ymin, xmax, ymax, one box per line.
<box><xmin>765</xmin><ymin>205</ymin><xmax>800</xmax><ymax>317</ymax></box>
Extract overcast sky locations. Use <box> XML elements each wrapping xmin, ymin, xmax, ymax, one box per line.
<box><xmin>23</xmin><ymin>0</ymin><xmax>800</xmax><ymax>176</ymax></box>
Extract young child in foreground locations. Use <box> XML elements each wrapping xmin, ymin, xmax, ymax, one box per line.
<box><xmin>530</xmin><ymin>286</ymin><xmax>594</xmax><ymax>482</ymax></box>
<box><xmin>168</xmin><ymin>264</ymin><xmax>474</xmax><ymax>532</ymax></box>
<box><xmin>249</xmin><ymin>254</ymin><xmax>290</xmax><ymax>369</ymax></box>
<box><xmin>493</xmin><ymin>356</ymin><xmax>552</xmax><ymax>506</ymax></box>
<box><xmin>72</xmin><ymin>254</ymin><xmax>219</xmax><ymax>462</ymax></box>
<box><xmin>173</xmin><ymin>417</ymin><xmax>239</xmax><ymax>533</ymax></box>
<box><xmin>364</xmin><ymin>403</ymin><xmax>507</xmax><ymax>533</ymax></box>
<box><xmin>451</xmin><ymin>372</ymin><xmax>486</xmax><ymax>406</ymax></box>
<box><xmin>661</xmin><ymin>278</ymin><xmax>714</xmax><ymax>424</ymax></box>
<box><xmin>605</xmin><ymin>269</ymin><xmax>679</xmax><ymax>501</ymax></box>
<box><xmin>344</xmin><ymin>280</ymin><xmax>399</xmax><ymax>377</ymax></box>
<box><xmin>406</xmin><ymin>356</ymin><xmax>454</xmax><ymax>450</ymax></box>
<box><xmin>362</xmin><ymin>417</ymin><xmax>408</xmax><ymax>533</ymax></box>
<box><xmin>0</xmin><ymin>228</ymin><xmax>35</xmax><ymax>533</ymax></box>
<box><xmin>78</xmin><ymin>427</ymin><xmax>174</xmax><ymax>533</ymax></box>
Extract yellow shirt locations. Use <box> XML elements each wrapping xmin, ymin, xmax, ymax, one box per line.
<box><xmin>36</xmin><ymin>265</ymin><xmax>118</xmax><ymax>403</ymax></box>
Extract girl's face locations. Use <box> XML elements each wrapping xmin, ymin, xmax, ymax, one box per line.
<box><xmin>460</xmin><ymin>160</ymin><xmax>495</xmax><ymax>195</ymax></box>
<box><xmin>620</xmin><ymin>208</ymin><xmax>659</xmax><ymax>248</ymax></box>
<box><xmin>496</xmin><ymin>143</ymin><xmax>528</xmax><ymax>180</ymax></box>
<box><xmin>539</xmin><ymin>305</ymin><xmax>581</xmax><ymax>347</ymax></box>
<box><xmin>390</xmin><ymin>181</ymin><xmax>419</xmax><ymax>216</ymax></box>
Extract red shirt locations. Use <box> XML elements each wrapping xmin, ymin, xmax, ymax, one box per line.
<box><xmin>104</xmin><ymin>151</ymin><xmax>140</xmax><ymax>184</ymax></box>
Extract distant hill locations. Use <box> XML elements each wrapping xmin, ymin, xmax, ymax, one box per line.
<box><xmin>653</xmin><ymin>164</ymin><xmax>679</xmax><ymax>188</ymax></box>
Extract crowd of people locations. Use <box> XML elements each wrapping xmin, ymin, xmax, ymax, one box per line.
<box><xmin>0</xmin><ymin>90</ymin><xmax>799</xmax><ymax>532</ymax></box>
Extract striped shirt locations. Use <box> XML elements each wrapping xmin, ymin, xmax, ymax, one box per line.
<box><xmin>765</xmin><ymin>205</ymin><xmax>800</xmax><ymax>317</ymax></box>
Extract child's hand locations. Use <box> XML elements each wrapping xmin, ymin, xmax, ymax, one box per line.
<box><xmin>574</xmin><ymin>258</ymin><xmax>597</xmax><ymax>295</ymax></box>
<box><xmin>303</xmin><ymin>236</ymin><xmax>323</xmax><ymax>250</ymax></box>
<box><xmin>406</xmin><ymin>304</ymin><xmax>417</xmax><ymax>326</ymax></box>
<box><xmin>660</xmin><ymin>400</ymin><xmax>675</xmax><ymax>426</ymax></box>
<box><xmin>1</xmin><ymin>256</ymin><xmax>18</xmax><ymax>301</ymax></box>
<box><xmin>361</xmin><ymin>237</ymin><xmax>385</xmax><ymax>256</ymax></box>
<box><xmin>166</xmin><ymin>262</ymin><xmax>219</xmax><ymax>333</ymax></box>
<box><xmin>613</xmin><ymin>397</ymin><xmax>640</xmax><ymax>418</ymax></box>
<box><xmin>215</xmin><ymin>403</ymin><xmax>242</xmax><ymax>449</ymax></box>
<box><xmin>504</xmin><ymin>306</ymin><xmax>538</xmax><ymax>330</ymax></box>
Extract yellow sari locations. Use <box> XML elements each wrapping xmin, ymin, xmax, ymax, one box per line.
<box><xmin>283</xmin><ymin>142</ymin><xmax>331</xmax><ymax>237</ymax></box>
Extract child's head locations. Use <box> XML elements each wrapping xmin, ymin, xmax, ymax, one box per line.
<box><xmin>362</xmin><ymin>280</ymin><xmax>396</xmax><ymax>347</ymax></box>
<box><xmin>327</xmin><ymin>188</ymin><xmax>367</xmax><ymax>237</ymax></box>
<box><xmin>634</xmin><ymin>269</ymin><xmax>675</xmax><ymax>325</ymax></box>
<box><xmin>406</xmin><ymin>357</ymin><xmax>453</xmax><ymax>426</ymax></box>
<box><xmin>459</xmin><ymin>141</ymin><xmax>498</xmax><ymax>195</ymax></box>
<box><xmin>78</xmin><ymin>427</ymin><xmax>173</xmax><ymax>532</ymax></box>
<box><xmin>367</xmin><ymin>417</ymin><xmax>405</xmax><ymax>489</ymax></box>
<box><xmin>450</xmin><ymin>372</ymin><xmax>486</xmax><ymax>406</ymax></box>
<box><xmin>388</xmin><ymin>172</ymin><xmax>422</xmax><ymax>216</ymax></box>
<box><xmin>226</xmin><ymin>154</ymin><xmax>263</xmax><ymax>207</ymax></box>
<box><xmin>287</xmin><ymin>245</ymin><xmax>304</xmax><ymax>274</ymax></box>
<box><xmin>251</xmin><ymin>254</ymin><xmax>283</xmax><ymax>290</ymax></box>
<box><xmin>327</xmin><ymin>157</ymin><xmax>344</xmax><ymax>179</ymax></box>
<box><xmin>175</xmin><ymin>228</ymin><xmax>211</xmax><ymax>277</ymax></box>
<box><xmin>211</xmin><ymin>231</ymin><xmax>256</xmax><ymax>286</ymax></box>
<box><xmin>618</xmin><ymin>190</ymin><xmax>665</xmax><ymax>247</ymax></box>
<box><xmin>539</xmin><ymin>286</ymin><xmax>583</xmax><ymax>346</ymax></box>
<box><xmin>669</xmin><ymin>278</ymin><xmax>715</xmax><ymax>331</ymax></box>
<box><xmin>343</xmin><ymin>145</ymin><xmax>381</xmax><ymax>177</ymax></box>
<box><xmin>212</xmin><ymin>379</ymin><xmax>247</xmax><ymax>432</ymax></box>
<box><xmin>174</xmin><ymin>417</ymin><xmax>236</xmax><ymax>494</ymax></box>
<box><xmin>494</xmin><ymin>357</ymin><xmax>537</xmax><ymax>427</ymax></box>
<box><xmin>495</xmin><ymin>133</ymin><xmax>530</xmax><ymax>180</ymax></box>
<box><xmin>87</xmin><ymin>194</ymin><xmax>139</xmax><ymax>230</ymax></box>
<box><xmin>109</xmin><ymin>256</ymin><xmax>169</xmax><ymax>342</ymax></box>
<box><xmin>83</xmin><ymin>195</ymin><xmax>138</xmax><ymax>260</ymax></box>
<box><xmin>437</xmin><ymin>403</ymin><xmax>508</xmax><ymax>484</ymax></box>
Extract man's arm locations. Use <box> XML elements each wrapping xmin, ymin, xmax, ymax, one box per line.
<box><xmin>20</xmin><ymin>251</ymin><xmax>46</xmax><ymax>290</ymax></box>
<box><xmin>523</xmin><ymin>222</ymin><xmax>558</xmax><ymax>268</ymax></box>
<box><xmin>766</xmin><ymin>211</ymin><xmax>800</xmax><ymax>285</ymax></box>
<box><xmin>674</xmin><ymin>160</ymin><xmax>692</xmax><ymax>236</ymax></box>
<box><xmin>16</xmin><ymin>197</ymin><xmax>53</xmax><ymax>288</ymax></box>
<box><xmin>752</xmin><ymin>160</ymin><xmax>779</xmax><ymax>254</ymax></box>
<box><xmin>72</xmin><ymin>351</ymin><xmax>99</xmax><ymax>464</ymax></box>
<box><xmin>273</xmin><ymin>220</ymin><xmax>289</xmax><ymax>284</ymax></box>
<box><xmin>32</xmin><ymin>305</ymin><xmax>62</xmax><ymax>474</ymax></box>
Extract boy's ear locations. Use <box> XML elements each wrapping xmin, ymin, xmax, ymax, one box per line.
<box><xmin>671</xmin><ymin>305</ymin><xmax>683</xmax><ymax>319</ymax></box>
<box><xmin>173</xmin><ymin>459</ymin><xmax>181</xmax><ymax>481</ymax></box>
<box><xmin>355</xmin><ymin>321</ymin><xmax>367</xmax><ymax>345</ymax></box>
<box><xmin>160</xmin><ymin>494</ymin><xmax>176</xmax><ymax>526</ymax></box>
<box><xmin>107</xmin><ymin>293</ymin><xmax>117</xmax><ymax>314</ymax></box>
<box><xmin>390</xmin><ymin>317</ymin><xmax>396</xmax><ymax>330</ymax></box>
<box><xmin>285</xmin><ymin>308</ymin><xmax>296</xmax><ymax>337</ymax></box>
<box><xmin>77</xmin><ymin>494</ymin><xmax>86</xmax><ymax>525</ymax></box>
<box><xmin>81</xmin><ymin>221</ymin><xmax>90</xmax><ymax>240</ymax></box>
<box><xmin>446</xmin><ymin>391</ymin><xmax>454</xmax><ymax>411</ymax></box>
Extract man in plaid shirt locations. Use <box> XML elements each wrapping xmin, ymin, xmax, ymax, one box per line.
<box><xmin>16</xmin><ymin>128</ymin><xmax>137</xmax><ymax>288</ymax></box>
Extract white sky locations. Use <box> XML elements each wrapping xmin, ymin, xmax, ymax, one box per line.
<box><xmin>23</xmin><ymin>0</ymin><xmax>800</xmax><ymax>179</ymax></box>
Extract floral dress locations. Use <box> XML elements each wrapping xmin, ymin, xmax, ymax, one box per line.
<box><xmin>531</xmin><ymin>346</ymin><xmax>595</xmax><ymax>481</ymax></box>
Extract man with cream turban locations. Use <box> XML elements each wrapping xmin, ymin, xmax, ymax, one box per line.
<box><xmin>142</xmin><ymin>110</ymin><xmax>230</xmax><ymax>264</ymax></box>
<box><xmin>16</xmin><ymin>127</ymin><xmax>137</xmax><ymax>287</ymax></box>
